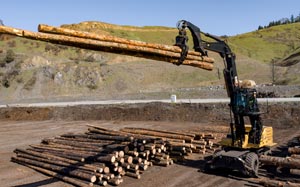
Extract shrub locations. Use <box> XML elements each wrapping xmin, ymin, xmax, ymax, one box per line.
<box><xmin>5</xmin><ymin>49</ymin><xmax>15</xmax><ymax>63</ymax></box>
<box><xmin>23</xmin><ymin>75</ymin><xmax>37</xmax><ymax>90</ymax></box>
<box><xmin>0</xmin><ymin>60</ymin><xmax>6</xmax><ymax>67</ymax></box>
<box><xmin>7</xmin><ymin>40</ymin><xmax>16</xmax><ymax>48</ymax></box>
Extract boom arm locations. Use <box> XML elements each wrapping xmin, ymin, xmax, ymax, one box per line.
<box><xmin>175</xmin><ymin>20</ymin><xmax>263</xmax><ymax>148</ymax></box>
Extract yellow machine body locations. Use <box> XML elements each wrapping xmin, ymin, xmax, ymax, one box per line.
<box><xmin>219</xmin><ymin>124</ymin><xmax>276</xmax><ymax>149</ymax></box>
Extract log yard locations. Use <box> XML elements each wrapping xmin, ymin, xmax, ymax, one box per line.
<box><xmin>1</xmin><ymin>2</ymin><xmax>300</xmax><ymax>187</ymax></box>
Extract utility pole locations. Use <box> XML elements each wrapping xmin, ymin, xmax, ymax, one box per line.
<box><xmin>271</xmin><ymin>59</ymin><xmax>275</xmax><ymax>85</ymax></box>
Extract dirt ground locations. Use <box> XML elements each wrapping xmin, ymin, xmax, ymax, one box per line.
<box><xmin>1</xmin><ymin>120</ymin><xmax>300</xmax><ymax>187</ymax></box>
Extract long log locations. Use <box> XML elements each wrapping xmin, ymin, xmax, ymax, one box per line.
<box><xmin>288</xmin><ymin>147</ymin><xmax>300</xmax><ymax>154</ymax></box>
<box><xmin>96</xmin><ymin>155</ymin><xmax>116</xmax><ymax>163</ymax></box>
<box><xmin>108</xmin><ymin>178</ymin><xmax>121</xmax><ymax>186</ymax></box>
<box><xmin>25</xmin><ymin>164</ymin><xmax>93</xmax><ymax>187</ymax></box>
<box><xmin>291</xmin><ymin>154</ymin><xmax>300</xmax><ymax>160</ymax></box>
<box><xmin>37</xmin><ymin>142</ymin><xmax>103</xmax><ymax>153</ymax></box>
<box><xmin>0</xmin><ymin>25</ymin><xmax>214</xmax><ymax>71</ymax></box>
<box><xmin>120</xmin><ymin>129</ymin><xmax>193</xmax><ymax>142</ymax></box>
<box><xmin>56</xmin><ymin>136</ymin><xmax>117</xmax><ymax>144</ymax></box>
<box><xmin>29</xmin><ymin>148</ymin><xmax>85</xmax><ymax>162</ymax></box>
<box><xmin>16</xmin><ymin>152</ymin><xmax>97</xmax><ymax>173</ymax></box>
<box><xmin>38</xmin><ymin>24</ymin><xmax>214</xmax><ymax>63</ymax></box>
<box><xmin>43</xmin><ymin>138</ymin><xmax>107</xmax><ymax>149</ymax></box>
<box><xmin>88</xmin><ymin>128</ymin><xmax>127</xmax><ymax>137</ymax></box>
<box><xmin>61</xmin><ymin>133</ymin><xmax>133</xmax><ymax>142</ymax></box>
<box><xmin>122</xmin><ymin>127</ymin><xmax>195</xmax><ymax>138</ymax></box>
<box><xmin>125</xmin><ymin>172</ymin><xmax>141</xmax><ymax>179</ymax></box>
<box><xmin>260</xmin><ymin>155</ymin><xmax>300</xmax><ymax>169</ymax></box>
<box><xmin>290</xmin><ymin>169</ymin><xmax>300</xmax><ymax>176</ymax></box>
<box><xmin>12</xmin><ymin>156</ymin><xmax>97</xmax><ymax>183</ymax></box>
<box><xmin>258</xmin><ymin>178</ymin><xmax>300</xmax><ymax>187</ymax></box>
<box><xmin>29</xmin><ymin>145</ymin><xmax>98</xmax><ymax>158</ymax></box>
<box><xmin>14</xmin><ymin>148</ymin><xmax>99</xmax><ymax>171</ymax></box>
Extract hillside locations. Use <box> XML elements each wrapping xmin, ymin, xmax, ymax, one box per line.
<box><xmin>228</xmin><ymin>23</ymin><xmax>300</xmax><ymax>63</ymax></box>
<box><xmin>0</xmin><ymin>21</ymin><xmax>299</xmax><ymax>103</ymax></box>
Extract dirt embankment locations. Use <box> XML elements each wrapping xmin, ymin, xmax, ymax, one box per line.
<box><xmin>1</xmin><ymin>102</ymin><xmax>299</xmax><ymax>128</ymax></box>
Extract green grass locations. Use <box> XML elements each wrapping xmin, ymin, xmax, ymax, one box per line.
<box><xmin>62</xmin><ymin>21</ymin><xmax>300</xmax><ymax>64</ymax></box>
<box><xmin>228</xmin><ymin>23</ymin><xmax>300</xmax><ymax>63</ymax></box>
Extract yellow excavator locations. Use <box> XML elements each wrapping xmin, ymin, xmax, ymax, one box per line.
<box><xmin>174</xmin><ymin>20</ymin><xmax>276</xmax><ymax>177</ymax></box>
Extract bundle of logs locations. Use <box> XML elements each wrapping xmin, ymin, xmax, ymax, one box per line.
<box><xmin>12</xmin><ymin>125</ymin><xmax>218</xmax><ymax>186</ymax></box>
<box><xmin>0</xmin><ymin>24</ymin><xmax>214</xmax><ymax>70</ymax></box>
<box><xmin>259</xmin><ymin>135</ymin><xmax>300</xmax><ymax>187</ymax></box>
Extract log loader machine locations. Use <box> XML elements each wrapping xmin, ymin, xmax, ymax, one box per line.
<box><xmin>174</xmin><ymin>20</ymin><xmax>276</xmax><ymax>177</ymax></box>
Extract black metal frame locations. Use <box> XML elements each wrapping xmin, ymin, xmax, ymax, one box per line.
<box><xmin>175</xmin><ymin>20</ymin><xmax>263</xmax><ymax>147</ymax></box>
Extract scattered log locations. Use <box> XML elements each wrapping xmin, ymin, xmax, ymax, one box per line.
<box><xmin>260</xmin><ymin>155</ymin><xmax>300</xmax><ymax>169</ymax></box>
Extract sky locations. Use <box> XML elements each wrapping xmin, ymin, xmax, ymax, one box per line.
<box><xmin>1</xmin><ymin>0</ymin><xmax>299</xmax><ymax>36</ymax></box>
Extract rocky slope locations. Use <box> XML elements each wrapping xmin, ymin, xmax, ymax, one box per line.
<box><xmin>0</xmin><ymin>22</ymin><xmax>299</xmax><ymax>103</ymax></box>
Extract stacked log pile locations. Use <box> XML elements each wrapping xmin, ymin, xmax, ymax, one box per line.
<box><xmin>0</xmin><ymin>24</ymin><xmax>214</xmax><ymax>70</ymax></box>
<box><xmin>12</xmin><ymin>126</ymin><xmax>219</xmax><ymax>186</ymax></box>
<box><xmin>259</xmin><ymin>135</ymin><xmax>300</xmax><ymax>186</ymax></box>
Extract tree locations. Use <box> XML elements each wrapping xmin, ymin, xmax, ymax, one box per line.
<box><xmin>258</xmin><ymin>25</ymin><xmax>263</xmax><ymax>30</ymax></box>
<box><xmin>0</xmin><ymin>19</ymin><xmax>3</xmax><ymax>26</ymax></box>
<box><xmin>5</xmin><ymin>49</ymin><xmax>15</xmax><ymax>63</ymax></box>
<box><xmin>291</xmin><ymin>14</ymin><xmax>295</xmax><ymax>23</ymax></box>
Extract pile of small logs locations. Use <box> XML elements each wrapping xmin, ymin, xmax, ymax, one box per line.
<box><xmin>118</xmin><ymin>127</ymin><xmax>218</xmax><ymax>160</ymax></box>
<box><xmin>12</xmin><ymin>126</ymin><xmax>218</xmax><ymax>186</ymax></box>
<box><xmin>259</xmin><ymin>135</ymin><xmax>300</xmax><ymax>186</ymax></box>
<box><xmin>0</xmin><ymin>24</ymin><xmax>214</xmax><ymax>70</ymax></box>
